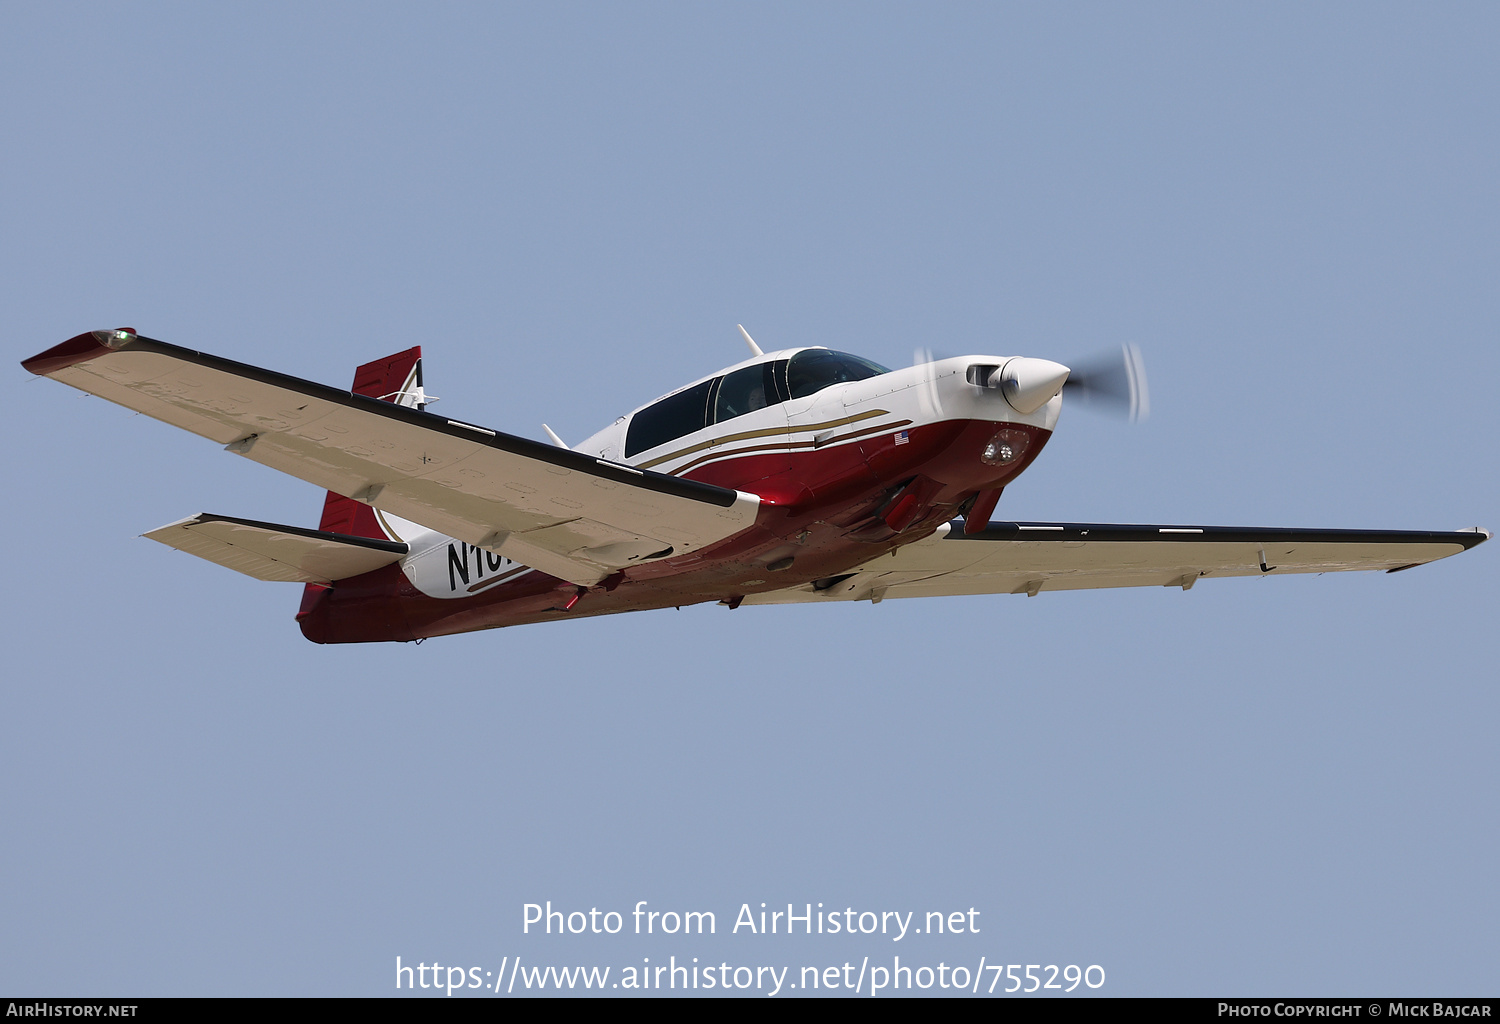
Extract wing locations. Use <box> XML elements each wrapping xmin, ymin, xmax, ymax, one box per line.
<box><xmin>25</xmin><ymin>330</ymin><xmax>761</xmax><ymax>586</ymax></box>
<box><xmin>143</xmin><ymin>513</ymin><xmax>409</xmax><ymax>584</ymax></box>
<box><xmin>744</xmin><ymin>520</ymin><xmax>1490</xmax><ymax>604</ymax></box>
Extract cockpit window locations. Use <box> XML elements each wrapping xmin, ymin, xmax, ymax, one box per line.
<box><xmin>624</xmin><ymin>350</ymin><xmax>882</xmax><ymax>458</ymax></box>
<box><xmin>624</xmin><ymin>379</ymin><xmax>714</xmax><ymax>457</ymax></box>
<box><xmin>714</xmin><ymin>362</ymin><xmax>787</xmax><ymax>423</ymax></box>
<box><xmin>785</xmin><ymin>349</ymin><xmax>891</xmax><ymax>400</ymax></box>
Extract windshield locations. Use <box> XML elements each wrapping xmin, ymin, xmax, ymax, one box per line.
<box><xmin>785</xmin><ymin>350</ymin><xmax>891</xmax><ymax>401</ymax></box>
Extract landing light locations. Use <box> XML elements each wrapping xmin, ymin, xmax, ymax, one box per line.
<box><xmin>981</xmin><ymin>428</ymin><xmax>1031</xmax><ymax>467</ymax></box>
<box><xmin>983</xmin><ymin>440</ymin><xmax>1013</xmax><ymax>464</ymax></box>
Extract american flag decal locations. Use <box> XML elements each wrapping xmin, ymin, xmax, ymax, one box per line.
<box><xmin>894</xmin><ymin>430</ymin><xmax>909</xmax><ymax>445</ymax></box>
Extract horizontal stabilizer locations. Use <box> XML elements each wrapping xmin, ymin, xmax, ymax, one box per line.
<box><xmin>143</xmin><ymin>514</ymin><xmax>409</xmax><ymax>584</ymax></box>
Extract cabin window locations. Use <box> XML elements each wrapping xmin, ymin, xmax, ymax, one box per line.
<box><xmin>785</xmin><ymin>350</ymin><xmax>890</xmax><ymax>401</ymax></box>
<box><xmin>624</xmin><ymin>379</ymin><xmax>715</xmax><ymax>457</ymax></box>
<box><xmin>713</xmin><ymin>361</ymin><xmax>788</xmax><ymax>424</ymax></box>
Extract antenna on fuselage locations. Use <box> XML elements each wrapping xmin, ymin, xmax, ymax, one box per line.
<box><xmin>542</xmin><ymin>424</ymin><xmax>569</xmax><ymax>449</ymax></box>
<box><xmin>737</xmin><ymin>324</ymin><xmax>763</xmax><ymax>357</ymax></box>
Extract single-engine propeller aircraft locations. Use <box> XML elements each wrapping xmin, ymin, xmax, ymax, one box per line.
<box><xmin>24</xmin><ymin>328</ymin><xmax>1488</xmax><ymax>643</ymax></box>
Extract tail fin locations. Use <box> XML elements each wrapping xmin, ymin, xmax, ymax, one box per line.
<box><xmin>313</xmin><ymin>346</ymin><xmax>424</xmax><ymax>540</ymax></box>
<box><xmin>298</xmin><ymin>346</ymin><xmax>423</xmax><ymax>639</ymax></box>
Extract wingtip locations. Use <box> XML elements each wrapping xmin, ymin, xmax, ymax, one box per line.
<box><xmin>22</xmin><ymin>329</ymin><xmax>135</xmax><ymax>376</ymax></box>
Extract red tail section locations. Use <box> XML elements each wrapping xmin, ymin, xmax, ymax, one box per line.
<box><xmin>314</xmin><ymin>347</ymin><xmax>423</xmax><ymax>539</ymax></box>
<box><xmin>298</xmin><ymin>347</ymin><xmax>423</xmax><ymax>642</ymax></box>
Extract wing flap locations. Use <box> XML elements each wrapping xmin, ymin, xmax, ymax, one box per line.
<box><xmin>27</xmin><ymin>332</ymin><xmax>762</xmax><ymax>586</ymax></box>
<box><xmin>744</xmin><ymin>521</ymin><xmax>1489</xmax><ymax>604</ymax></box>
<box><xmin>143</xmin><ymin>514</ymin><xmax>409</xmax><ymax>584</ymax></box>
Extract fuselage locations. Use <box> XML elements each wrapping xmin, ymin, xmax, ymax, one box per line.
<box><xmin>297</xmin><ymin>348</ymin><xmax>1063</xmax><ymax>642</ymax></box>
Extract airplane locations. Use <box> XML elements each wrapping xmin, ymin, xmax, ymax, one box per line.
<box><xmin>22</xmin><ymin>327</ymin><xmax>1489</xmax><ymax>644</ymax></box>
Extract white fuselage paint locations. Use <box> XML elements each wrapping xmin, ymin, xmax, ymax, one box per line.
<box><xmin>373</xmin><ymin>509</ymin><xmax>535</xmax><ymax>600</ymax></box>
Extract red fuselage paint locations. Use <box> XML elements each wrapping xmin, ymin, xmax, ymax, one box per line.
<box><xmin>297</xmin><ymin>417</ymin><xmax>1051</xmax><ymax>643</ymax></box>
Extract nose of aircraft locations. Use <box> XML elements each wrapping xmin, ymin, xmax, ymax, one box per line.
<box><xmin>994</xmin><ymin>357</ymin><xmax>1071</xmax><ymax>415</ymax></box>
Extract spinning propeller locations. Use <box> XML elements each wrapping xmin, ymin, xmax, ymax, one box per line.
<box><xmin>1061</xmin><ymin>343</ymin><xmax>1149</xmax><ymax>422</ymax></box>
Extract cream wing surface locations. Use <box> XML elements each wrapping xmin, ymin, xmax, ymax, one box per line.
<box><xmin>743</xmin><ymin>521</ymin><xmax>1490</xmax><ymax>603</ymax></box>
<box><xmin>26</xmin><ymin>330</ymin><xmax>761</xmax><ymax>587</ymax></box>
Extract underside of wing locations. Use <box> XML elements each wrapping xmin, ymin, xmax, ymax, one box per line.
<box><xmin>144</xmin><ymin>514</ymin><xmax>409</xmax><ymax>584</ymax></box>
<box><xmin>26</xmin><ymin>331</ymin><xmax>762</xmax><ymax>586</ymax></box>
<box><xmin>744</xmin><ymin>520</ymin><xmax>1491</xmax><ymax>604</ymax></box>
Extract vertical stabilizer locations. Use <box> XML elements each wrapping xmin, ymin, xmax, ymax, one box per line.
<box><xmin>314</xmin><ymin>347</ymin><xmax>423</xmax><ymax>540</ymax></box>
<box><xmin>299</xmin><ymin>346</ymin><xmax>424</xmax><ymax>640</ymax></box>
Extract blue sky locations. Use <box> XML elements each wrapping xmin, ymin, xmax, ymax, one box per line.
<box><xmin>3</xmin><ymin>2</ymin><xmax>1496</xmax><ymax>996</ymax></box>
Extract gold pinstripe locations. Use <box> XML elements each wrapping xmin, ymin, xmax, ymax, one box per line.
<box><xmin>638</xmin><ymin>409</ymin><xmax>891</xmax><ymax>469</ymax></box>
<box><xmin>663</xmin><ymin>419</ymin><xmax>914</xmax><ymax>476</ymax></box>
